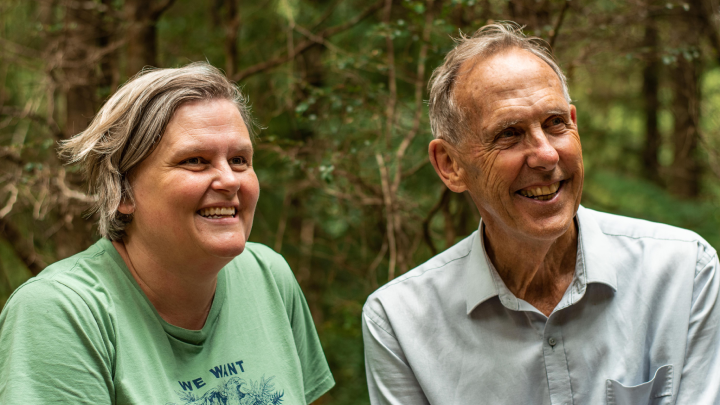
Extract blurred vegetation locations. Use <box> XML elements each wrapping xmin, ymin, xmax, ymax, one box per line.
<box><xmin>1</xmin><ymin>0</ymin><xmax>719</xmax><ymax>404</ymax></box>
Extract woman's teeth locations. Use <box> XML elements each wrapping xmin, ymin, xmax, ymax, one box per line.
<box><xmin>198</xmin><ymin>207</ymin><xmax>236</xmax><ymax>218</ymax></box>
<box><xmin>518</xmin><ymin>182</ymin><xmax>561</xmax><ymax>200</ymax></box>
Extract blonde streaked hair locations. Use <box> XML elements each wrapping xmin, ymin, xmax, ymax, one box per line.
<box><xmin>428</xmin><ymin>21</ymin><xmax>570</xmax><ymax>144</ymax></box>
<box><xmin>59</xmin><ymin>62</ymin><xmax>256</xmax><ymax>240</ymax></box>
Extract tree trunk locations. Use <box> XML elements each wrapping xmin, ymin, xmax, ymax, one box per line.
<box><xmin>670</xmin><ymin>57</ymin><xmax>702</xmax><ymax>197</ymax></box>
<box><xmin>670</xmin><ymin>6</ymin><xmax>703</xmax><ymax>198</ymax></box>
<box><xmin>124</xmin><ymin>0</ymin><xmax>177</xmax><ymax>76</ymax></box>
<box><xmin>507</xmin><ymin>0</ymin><xmax>552</xmax><ymax>35</ymax></box>
<box><xmin>642</xmin><ymin>14</ymin><xmax>661</xmax><ymax>184</ymax></box>
<box><xmin>221</xmin><ymin>0</ymin><xmax>241</xmax><ymax>76</ymax></box>
<box><xmin>62</xmin><ymin>0</ymin><xmax>100</xmax><ymax>138</ymax></box>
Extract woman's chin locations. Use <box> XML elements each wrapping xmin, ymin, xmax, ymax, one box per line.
<box><xmin>204</xmin><ymin>242</ymin><xmax>247</xmax><ymax>259</ymax></box>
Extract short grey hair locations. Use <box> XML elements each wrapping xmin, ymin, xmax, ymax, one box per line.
<box><xmin>428</xmin><ymin>22</ymin><xmax>571</xmax><ymax>144</ymax></box>
<box><xmin>59</xmin><ymin>62</ymin><xmax>256</xmax><ymax>240</ymax></box>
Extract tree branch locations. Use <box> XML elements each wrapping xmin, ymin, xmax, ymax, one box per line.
<box><xmin>0</xmin><ymin>216</ymin><xmax>47</xmax><ymax>276</ymax></box>
<box><xmin>232</xmin><ymin>0</ymin><xmax>384</xmax><ymax>82</ymax></box>
<box><xmin>549</xmin><ymin>0</ymin><xmax>571</xmax><ymax>49</ymax></box>
<box><xmin>376</xmin><ymin>153</ymin><xmax>397</xmax><ymax>281</ymax></box>
<box><xmin>0</xmin><ymin>106</ymin><xmax>63</xmax><ymax>140</ymax></box>
<box><xmin>422</xmin><ymin>187</ymin><xmax>450</xmax><ymax>256</ymax></box>
<box><xmin>392</xmin><ymin>0</ymin><xmax>434</xmax><ymax>194</ymax></box>
<box><xmin>150</xmin><ymin>0</ymin><xmax>177</xmax><ymax>19</ymax></box>
<box><xmin>382</xmin><ymin>0</ymin><xmax>396</xmax><ymax>147</ymax></box>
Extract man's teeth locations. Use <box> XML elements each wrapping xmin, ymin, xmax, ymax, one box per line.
<box><xmin>518</xmin><ymin>182</ymin><xmax>560</xmax><ymax>200</ymax></box>
<box><xmin>198</xmin><ymin>207</ymin><xmax>236</xmax><ymax>218</ymax></box>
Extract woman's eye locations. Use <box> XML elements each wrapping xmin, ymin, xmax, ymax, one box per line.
<box><xmin>182</xmin><ymin>157</ymin><xmax>202</xmax><ymax>165</ymax></box>
<box><xmin>230</xmin><ymin>156</ymin><xmax>247</xmax><ymax>165</ymax></box>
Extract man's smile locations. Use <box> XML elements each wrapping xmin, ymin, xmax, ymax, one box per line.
<box><xmin>517</xmin><ymin>181</ymin><xmax>562</xmax><ymax>201</ymax></box>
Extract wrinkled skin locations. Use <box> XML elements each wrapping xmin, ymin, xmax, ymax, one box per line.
<box><xmin>429</xmin><ymin>49</ymin><xmax>584</xmax><ymax>314</ymax></box>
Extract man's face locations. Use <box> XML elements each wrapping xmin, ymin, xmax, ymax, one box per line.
<box><xmin>449</xmin><ymin>49</ymin><xmax>583</xmax><ymax>244</ymax></box>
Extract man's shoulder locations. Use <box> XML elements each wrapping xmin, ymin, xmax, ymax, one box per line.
<box><xmin>582</xmin><ymin>207</ymin><xmax>716</xmax><ymax>266</ymax></box>
<box><xmin>364</xmin><ymin>231</ymin><xmax>477</xmax><ymax>314</ymax></box>
<box><xmin>585</xmin><ymin>208</ymin><xmax>702</xmax><ymax>241</ymax></box>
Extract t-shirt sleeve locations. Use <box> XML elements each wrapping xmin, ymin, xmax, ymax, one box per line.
<box><xmin>266</xmin><ymin>250</ymin><xmax>335</xmax><ymax>404</ymax></box>
<box><xmin>0</xmin><ymin>279</ymin><xmax>114</xmax><ymax>404</ymax></box>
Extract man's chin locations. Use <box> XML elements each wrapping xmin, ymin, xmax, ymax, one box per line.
<box><xmin>512</xmin><ymin>210</ymin><xmax>576</xmax><ymax>241</ymax></box>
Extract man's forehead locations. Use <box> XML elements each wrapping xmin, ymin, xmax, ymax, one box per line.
<box><xmin>453</xmin><ymin>49</ymin><xmax>563</xmax><ymax>109</ymax></box>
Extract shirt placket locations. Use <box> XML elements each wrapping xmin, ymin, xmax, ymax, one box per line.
<box><xmin>543</xmin><ymin>316</ymin><xmax>573</xmax><ymax>405</ymax></box>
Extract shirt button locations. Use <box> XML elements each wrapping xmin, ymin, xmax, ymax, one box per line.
<box><xmin>548</xmin><ymin>337</ymin><xmax>557</xmax><ymax>346</ymax></box>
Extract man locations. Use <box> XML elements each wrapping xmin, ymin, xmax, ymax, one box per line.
<box><xmin>362</xmin><ymin>23</ymin><xmax>719</xmax><ymax>404</ymax></box>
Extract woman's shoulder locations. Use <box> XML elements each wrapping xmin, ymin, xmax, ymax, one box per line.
<box><xmin>225</xmin><ymin>242</ymin><xmax>301</xmax><ymax>300</ymax></box>
<box><xmin>232</xmin><ymin>242</ymin><xmax>294</xmax><ymax>278</ymax></box>
<box><xmin>4</xmin><ymin>239</ymin><xmax>123</xmax><ymax>322</ymax></box>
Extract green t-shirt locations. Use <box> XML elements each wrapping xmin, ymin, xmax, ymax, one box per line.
<box><xmin>0</xmin><ymin>238</ymin><xmax>334</xmax><ymax>404</ymax></box>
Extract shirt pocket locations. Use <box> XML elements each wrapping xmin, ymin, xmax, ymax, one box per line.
<box><xmin>606</xmin><ymin>364</ymin><xmax>673</xmax><ymax>405</ymax></box>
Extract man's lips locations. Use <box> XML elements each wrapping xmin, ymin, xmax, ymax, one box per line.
<box><xmin>517</xmin><ymin>181</ymin><xmax>562</xmax><ymax>201</ymax></box>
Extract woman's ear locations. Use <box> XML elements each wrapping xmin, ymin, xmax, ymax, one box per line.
<box><xmin>428</xmin><ymin>139</ymin><xmax>469</xmax><ymax>193</ymax></box>
<box><xmin>118</xmin><ymin>197</ymin><xmax>134</xmax><ymax>215</ymax></box>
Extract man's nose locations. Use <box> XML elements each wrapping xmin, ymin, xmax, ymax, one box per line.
<box><xmin>525</xmin><ymin>127</ymin><xmax>560</xmax><ymax>170</ymax></box>
<box><xmin>212</xmin><ymin>161</ymin><xmax>242</xmax><ymax>194</ymax></box>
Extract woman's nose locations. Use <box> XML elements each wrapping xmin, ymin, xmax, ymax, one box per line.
<box><xmin>212</xmin><ymin>162</ymin><xmax>242</xmax><ymax>194</ymax></box>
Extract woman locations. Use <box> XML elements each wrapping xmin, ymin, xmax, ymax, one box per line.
<box><xmin>0</xmin><ymin>63</ymin><xmax>334</xmax><ymax>404</ymax></box>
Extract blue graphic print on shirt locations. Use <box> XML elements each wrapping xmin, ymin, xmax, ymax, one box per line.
<box><xmin>166</xmin><ymin>359</ymin><xmax>284</xmax><ymax>405</ymax></box>
<box><xmin>168</xmin><ymin>376</ymin><xmax>283</xmax><ymax>405</ymax></box>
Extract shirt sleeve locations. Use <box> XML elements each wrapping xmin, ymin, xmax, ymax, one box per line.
<box><xmin>268</xmin><ymin>250</ymin><xmax>335</xmax><ymax>404</ymax></box>
<box><xmin>0</xmin><ymin>279</ymin><xmax>114</xmax><ymax>404</ymax></box>
<box><xmin>676</xmin><ymin>245</ymin><xmax>720</xmax><ymax>403</ymax></box>
<box><xmin>362</xmin><ymin>303</ymin><xmax>430</xmax><ymax>405</ymax></box>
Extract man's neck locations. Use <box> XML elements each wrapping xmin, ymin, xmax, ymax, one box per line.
<box><xmin>483</xmin><ymin>220</ymin><xmax>578</xmax><ymax>317</ymax></box>
<box><xmin>112</xmin><ymin>239</ymin><xmax>225</xmax><ymax>330</ymax></box>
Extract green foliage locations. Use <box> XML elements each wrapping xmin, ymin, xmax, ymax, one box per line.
<box><xmin>2</xmin><ymin>0</ymin><xmax>720</xmax><ymax>404</ymax></box>
<box><xmin>584</xmin><ymin>169</ymin><xmax>720</xmax><ymax>248</ymax></box>
<box><xmin>0</xmin><ymin>239</ymin><xmax>33</xmax><ymax>309</ymax></box>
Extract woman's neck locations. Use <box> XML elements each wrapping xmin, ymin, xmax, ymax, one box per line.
<box><xmin>112</xmin><ymin>239</ymin><xmax>223</xmax><ymax>330</ymax></box>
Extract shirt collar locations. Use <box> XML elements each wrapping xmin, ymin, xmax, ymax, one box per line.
<box><xmin>463</xmin><ymin>227</ymin><xmax>498</xmax><ymax>314</ymax></box>
<box><xmin>576</xmin><ymin>205</ymin><xmax>618</xmax><ymax>292</ymax></box>
<box><xmin>464</xmin><ymin>205</ymin><xmax>618</xmax><ymax>315</ymax></box>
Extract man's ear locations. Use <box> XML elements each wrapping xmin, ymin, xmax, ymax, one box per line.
<box><xmin>570</xmin><ymin>104</ymin><xmax>577</xmax><ymax>125</ymax></box>
<box><xmin>428</xmin><ymin>139</ymin><xmax>468</xmax><ymax>193</ymax></box>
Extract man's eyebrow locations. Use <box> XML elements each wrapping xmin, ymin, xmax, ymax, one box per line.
<box><xmin>484</xmin><ymin>108</ymin><xmax>571</xmax><ymax>133</ymax></box>
<box><xmin>489</xmin><ymin>119</ymin><xmax>521</xmax><ymax>132</ymax></box>
<box><xmin>498</xmin><ymin>119</ymin><xmax>521</xmax><ymax>128</ymax></box>
<box><xmin>545</xmin><ymin>108</ymin><xmax>569</xmax><ymax>116</ymax></box>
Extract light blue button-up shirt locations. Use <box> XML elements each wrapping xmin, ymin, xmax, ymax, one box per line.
<box><xmin>362</xmin><ymin>206</ymin><xmax>720</xmax><ymax>404</ymax></box>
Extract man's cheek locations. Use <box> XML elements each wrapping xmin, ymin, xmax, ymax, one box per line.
<box><xmin>479</xmin><ymin>151</ymin><xmax>505</xmax><ymax>194</ymax></box>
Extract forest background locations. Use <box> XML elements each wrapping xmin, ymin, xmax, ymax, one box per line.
<box><xmin>1</xmin><ymin>0</ymin><xmax>720</xmax><ymax>403</ymax></box>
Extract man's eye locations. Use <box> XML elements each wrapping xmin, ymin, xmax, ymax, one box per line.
<box><xmin>230</xmin><ymin>156</ymin><xmax>247</xmax><ymax>165</ymax></box>
<box><xmin>549</xmin><ymin>117</ymin><xmax>565</xmax><ymax>126</ymax></box>
<box><xmin>498</xmin><ymin>128</ymin><xmax>517</xmax><ymax>139</ymax></box>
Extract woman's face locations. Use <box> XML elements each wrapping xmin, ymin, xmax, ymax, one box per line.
<box><xmin>119</xmin><ymin>99</ymin><xmax>260</xmax><ymax>265</ymax></box>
